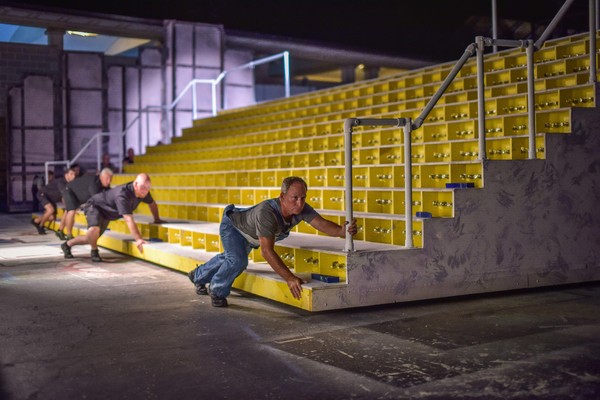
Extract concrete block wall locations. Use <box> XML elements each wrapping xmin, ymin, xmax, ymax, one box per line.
<box><xmin>0</xmin><ymin>42</ymin><xmax>60</xmax><ymax>120</ymax></box>
<box><xmin>0</xmin><ymin>43</ymin><xmax>60</xmax><ymax>211</ymax></box>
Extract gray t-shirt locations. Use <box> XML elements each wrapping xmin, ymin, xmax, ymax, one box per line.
<box><xmin>87</xmin><ymin>182</ymin><xmax>154</xmax><ymax>221</ymax></box>
<box><xmin>228</xmin><ymin>198</ymin><xmax>319</xmax><ymax>247</ymax></box>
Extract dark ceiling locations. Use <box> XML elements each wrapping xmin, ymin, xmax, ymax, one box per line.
<box><xmin>7</xmin><ymin>0</ymin><xmax>594</xmax><ymax>62</ymax></box>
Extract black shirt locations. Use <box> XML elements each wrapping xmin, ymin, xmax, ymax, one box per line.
<box><xmin>88</xmin><ymin>182</ymin><xmax>154</xmax><ymax>220</ymax></box>
<box><xmin>40</xmin><ymin>177</ymin><xmax>68</xmax><ymax>203</ymax></box>
<box><xmin>67</xmin><ymin>175</ymin><xmax>108</xmax><ymax>204</ymax></box>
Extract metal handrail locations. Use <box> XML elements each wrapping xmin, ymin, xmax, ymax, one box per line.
<box><xmin>216</xmin><ymin>51</ymin><xmax>291</xmax><ymax>111</ymax></box>
<box><xmin>343</xmin><ymin>118</ymin><xmax>409</xmax><ymax>252</ymax></box>
<box><xmin>176</xmin><ymin>51</ymin><xmax>290</xmax><ymax>118</ymax></box>
<box><xmin>44</xmin><ymin>132</ymin><xmax>112</xmax><ymax>183</ymax></box>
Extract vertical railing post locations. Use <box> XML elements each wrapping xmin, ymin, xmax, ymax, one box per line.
<box><xmin>491</xmin><ymin>0</ymin><xmax>498</xmax><ymax>53</ymax></box>
<box><xmin>526</xmin><ymin>39</ymin><xmax>537</xmax><ymax>159</ymax></box>
<box><xmin>117</xmin><ymin>140</ymin><xmax>123</xmax><ymax>173</ymax></box>
<box><xmin>96</xmin><ymin>134</ymin><xmax>102</xmax><ymax>172</ymax></box>
<box><xmin>403</xmin><ymin>119</ymin><xmax>414</xmax><ymax>248</ymax></box>
<box><xmin>192</xmin><ymin>81</ymin><xmax>198</xmax><ymax>120</ymax></box>
<box><xmin>211</xmin><ymin>81</ymin><xmax>218</xmax><ymax>116</ymax></box>
<box><xmin>344</xmin><ymin>118</ymin><xmax>356</xmax><ymax>252</ymax></box>
<box><xmin>476</xmin><ymin>36</ymin><xmax>487</xmax><ymax>161</ymax></box>
<box><xmin>145</xmin><ymin>109</ymin><xmax>151</xmax><ymax>150</ymax></box>
<box><xmin>283</xmin><ymin>51</ymin><xmax>291</xmax><ymax>98</ymax></box>
<box><xmin>590</xmin><ymin>0</ymin><xmax>597</xmax><ymax>84</ymax></box>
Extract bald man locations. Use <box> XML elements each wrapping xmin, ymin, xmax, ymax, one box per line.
<box><xmin>61</xmin><ymin>173</ymin><xmax>165</xmax><ymax>262</ymax></box>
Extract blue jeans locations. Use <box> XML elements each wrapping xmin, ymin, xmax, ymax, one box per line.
<box><xmin>190</xmin><ymin>205</ymin><xmax>254</xmax><ymax>298</ymax></box>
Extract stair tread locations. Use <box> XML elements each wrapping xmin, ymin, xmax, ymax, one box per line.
<box><xmin>99</xmin><ymin>229</ymin><xmax>350</xmax><ymax>291</ymax></box>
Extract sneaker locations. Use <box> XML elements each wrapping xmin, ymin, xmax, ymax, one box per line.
<box><xmin>210</xmin><ymin>294</ymin><xmax>228</xmax><ymax>307</ymax></box>
<box><xmin>31</xmin><ymin>219</ymin><xmax>45</xmax><ymax>235</ymax></box>
<box><xmin>90</xmin><ymin>249</ymin><xmax>103</xmax><ymax>262</ymax></box>
<box><xmin>56</xmin><ymin>231</ymin><xmax>67</xmax><ymax>241</ymax></box>
<box><xmin>188</xmin><ymin>269</ymin><xmax>208</xmax><ymax>295</ymax></box>
<box><xmin>61</xmin><ymin>242</ymin><xmax>74</xmax><ymax>259</ymax></box>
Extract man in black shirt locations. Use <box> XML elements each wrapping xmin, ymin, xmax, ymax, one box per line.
<box><xmin>31</xmin><ymin>168</ymin><xmax>76</xmax><ymax>234</ymax></box>
<box><xmin>61</xmin><ymin>173</ymin><xmax>165</xmax><ymax>262</ymax></box>
<box><xmin>57</xmin><ymin>168</ymin><xmax>113</xmax><ymax>240</ymax></box>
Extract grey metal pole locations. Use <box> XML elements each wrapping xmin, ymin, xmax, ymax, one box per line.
<box><xmin>192</xmin><ymin>82</ymin><xmax>197</xmax><ymax>120</ymax></box>
<box><xmin>590</xmin><ymin>0</ymin><xmax>597</xmax><ymax>84</ymax></box>
<box><xmin>476</xmin><ymin>36</ymin><xmax>487</xmax><ymax>161</ymax></box>
<box><xmin>138</xmin><ymin>109</ymin><xmax>143</xmax><ymax>155</ymax></box>
<box><xmin>283</xmin><ymin>51</ymin><xmax>291</xmax><ymax>98</ymax></box>
<box><xmin>344</xmin><ymin>118</ymin><xmax>356</xmax><ymax>252</ymax></box>
<box><xmin>118</xmin><ymin>139</ymin><xmax>123</xmax><ymax>173</ymax></box>
<box><xmin>492</xmin><ymin>0</ymin><xmax>498</xmax><ymax>53</ymax></box>
<box><xmin>526</xmin><ymin>40</ymin><xmax>536</xmax><ymax>159</ymax></box>
<box><xmin>535</xmin><ymin>0</ymin><xmax>576</xmax><ymax>49</ymax></box>
<box><xmin>96</xmin><ymin>135</ymin><xmax>102</xmax><ymax>172</ymax></box>
<box><xmin>403</xmin><ymin>119</ymin><xmax>414</xmax><ymax>249</ymax></box>
<box><xmin>211</xmin><ymin>82</ymin><xmax>218</xmax><ymax>116</ymax></box>
<box><xmin>145</xmin><ymin>110</ymin><xmax>150</xmax><ymax>150</ymax></box>
<box><xmin>412</xmin><ymin>43</ymin><xmax>477</xmax><ymax>129</ymax></box>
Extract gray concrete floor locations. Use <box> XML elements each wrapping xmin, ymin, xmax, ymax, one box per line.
<box><xmin>1</xmin><ymin>212</ymin><xmax>599</xmax><ymax>400</ymax></box>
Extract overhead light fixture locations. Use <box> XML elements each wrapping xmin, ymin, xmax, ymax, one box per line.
<box><xmin>67</xmin><ymin>30</ymin><xmax>98</xmax><ymax>37</ymax></box>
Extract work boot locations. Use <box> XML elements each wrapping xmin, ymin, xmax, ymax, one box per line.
<box><xmin>207</xmin><ymin>286</ymin><xmax>227</xmax><ymax>307</ymax></box>
<box><xmin>56</xmin><ymin>231</ymin><xmax>67</xmax><ymax>241</ymax></box>
<box><xmin>210</xmin><ymin>294</ymin><xmax>228</xmax><ymax>307</ymax></box>
<box><xmin>90</xmin><ymin>249</ymin><xmax>103</xmax><ymax>262</ymax></box>
<box><xmin>61</xmin><ymin>242</ymin><xmax>74</xmax><ymax>259</ymax></box>
<box><xmin>188</xmin><ymin>268</ymin><xmax>208</xmax><ymax>295</ymax></box>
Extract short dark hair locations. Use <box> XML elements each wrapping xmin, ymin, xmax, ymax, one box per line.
<box><xmin>64</xmin><ymin>167</ymin><xmax>77</xmax><ymax>175</ymax></box>
<box><xmin>281</xmin><ymin>176</ymin><xmax>307</xmax><ymax>193</ymax></box>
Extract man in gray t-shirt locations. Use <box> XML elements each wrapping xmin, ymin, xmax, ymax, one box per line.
<box><xmin>188</xmin><ymin>176</ymin><xmax>357</xmax><ymax>307</ymax></box>
<box><xmin>227</xmin><ymin>198</ymin><xmax>319</xmax><ymax>247</ymax></box>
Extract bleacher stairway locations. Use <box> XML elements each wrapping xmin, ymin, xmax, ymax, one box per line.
<box><xmin>49</xmin><ymin>32</ymin><xmax>600</xmax><ymax>311</ymax></box>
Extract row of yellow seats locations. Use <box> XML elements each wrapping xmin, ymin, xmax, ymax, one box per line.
<box><xmin>176</xmin><ymin>78</ymin><xmax>591</xmax><ymax>152</ymax></box>
<box><xmin>120</xmin><ymin>162</ymin><xmax>459</xmax><ymax>189</ymax></box>
<box><xmin>120</xmin><ymin>159</ymin><xmax>483</xmax><ymax>191</ymax></box>
<box><xmin>190</xmin><ymin>66</ymin><xmax>593</xmax><ymax>143</ymax></box>
<box><xmin>151</xmin><ymin>186</ymin><xmax>455</xmax><ymax>218</ymax></box>
<box><xmin>132</xmin><ymin>202</ymin><xmax>425</xmax><ymax>249</ymax></box>
<box><xmin>342</xmin><ymin>85</ymin><xmax>589</xmax><ymax>123</ymax></box>
<box><xmin>485</xmin><ymin>70</ymin><xmax>594</xmax><ymax>98</ymax></box>
<box><xmin>130</xmin><ymin>135</ymin><xmax>544</xmax><ymax>177</ymax></box>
